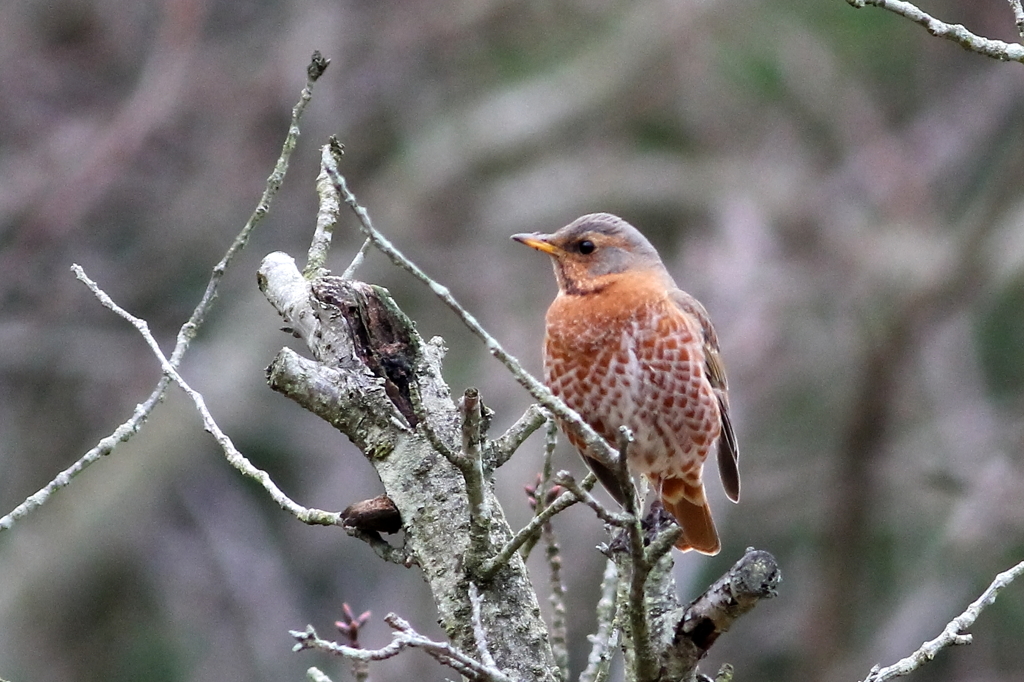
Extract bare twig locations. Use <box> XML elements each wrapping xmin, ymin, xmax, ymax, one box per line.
<box><xmin>520</xmin><ymin>417</ymin><xmax>560</xmax><ymax>561</ymax></box>
<box><xmin>291</xmin><ymin>616</ymin><xmax>514</xmax><ymax>682</ymax></box>
<box><xmin>309</xmin><ymin>136</ymin><xmax>370</xmax><ymax>279</ymax></box>
<box><xmin>846</xmin><ymin>0</ymin><xmax>1024</xmax><ymax>62</ymax></box>
<box><xmin>553</xmin><ymin>471</ymin><xmax>630</xmax><ymax>527</ymax></box>
<box><xmin>542</xmin><ymin>500</ymin><xmax>570</xmax><ymax>680</ymax></box>
<box><xmin>580</xmin><ymin>559</ymin><xmax>621</xmax><ymax>682</ymax></box>
<box><xmin>385</xmin><ymin>614</ymin><xmax>513</xmax><ymax>682</ymax></box>
<box><xmin>610</xmin><ymin>426</ymin><xmax>657</xmax><ymax>682</ymax></box>
<box><xmin>477</xmin><ymin>474</ymin><xmax>596</xmax><ymax>580</ymax></box>
<box><xmin>72</xmin><ymin>266</ymin><xmax>344</xmax><ymax>528</ymax></box>
<box><xmin>305</xmin><ymin>140</ymin><xmax>343</xmax><ymax>278</ymax></box>
<box><xmin>862</xmin><ymin>558</ymin><xmax>1024</xmax><ymax>682</ymax></box>
<box><xmin>414</xmin><ymin>387</ymin><xmax>493</xmax><ymax>573</ymax></box>
<box><xmin>1013</xmin><ymin>0</ymin><xmax>1024</xmax><ymax>38</ymax></box>
<box><xmin>0</xmin><ymin>53</ymin><xmax>324</xmax><ymax>533</ymax></box>
<box><xmin>342</xmin><ymin>526</ymin><xmax>414</xmax><ymax>566</ymax></box>
<box><xmin>460</xmin><ymin>388</ymin><xmax>493</xmax><ymax>571</ymax></box>
<box><xmin>485</xmin><ymin>404</ymin><xmax>547</xmax><ymax>469</ymax></box>
<box><xmin>342</xmin><ymin>238</ymin><xmax>373</xmax><ymax>280</ymax></box>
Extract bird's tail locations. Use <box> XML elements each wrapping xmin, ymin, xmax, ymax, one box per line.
<box><xmin>659</xmin><ymin>476</ymin><xmax>721</xmax><ymax>555</ymax></box>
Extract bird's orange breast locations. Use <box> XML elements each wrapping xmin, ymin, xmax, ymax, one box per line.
<box><xmin>543</xmin><ymin>273</ymin><xmax>721</xmax><ymax>489</ymax></box>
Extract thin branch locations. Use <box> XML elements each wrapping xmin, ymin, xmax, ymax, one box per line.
<box><xmin>553</xmin><ymin>471</ymin><xmax>630</xmax><ymax>527</ymax></box>
<box><xmin>292</xmin><ymin>624</ymin><xmax>405</xmax><ymax>660</ymax></box>
<box><xmin>292</xmin><ymin>616</ymin><xmax>513</xmax><ymax>682</ymax></box>
<box><xmin>342</xmin><ymin>238</ymin><xmax>373</xmax><ymax>280</ymax></box>
<box><xmin>460</xmin><ymin>388</ymin><xmax>493</xmax><ymax>572</ymax></box>
<box><xmin>579</xmin><ymin>558</ymin><xmax>621</xmax><ymax>682</ymax></box>
<box><xmin>413</xmin><ymin>387</ymin><xmax>493</xmax><ymax>574</ymax></box>
<box><xmin>542</xmin><ymin>501</ymin><xmax>570</xmax><ymax>681</ymax></box>
<box><xmin>846</xmin><ymin>0</ymin><xmax>1024</xmax><ymax>62</ymax></box>
<box><xmin>477</xmin><ymin>477</ymin><xmax>591</xmax><ymax>580</ymax></box>
<box><xmin>520</xmin><ymin>417</ymin><xmax>560</xmax><ymax>562</ymax></box>
<box><xmin>611</xmin><ymin>426</ymin><xmax>657</xmax><ymax>682</ymax></box>
<box><xmin>320</xmin><ymin>154</ymin><xmax>620</xmax><ymax>472</ymax></box>
<box><xmin>1013</xmin><ymin>0</ymin><xmax>1024</xmax><ymax>38</ymax></box>
<box><xmin>485</xmin><ymin>404</ymin><xmax>547</xmax><ymax>469</ymax></box>
<box><xmin>384</xmin><ymin>614</ymin><xmax>512</xmax><ymax>682</ymax></box>
<box><xmin>305</xmin><ymin>141</ymin><xmax>342</xmax><ymax>278</ymax></box>
<box><xmin>309</xmin><ymin>136</ymin><xmax>371</xmax><ymax>279</ymax></box>
<box><xmin>862</xmin><ymin>558</ymin><xmax>1024</xmax><ymax>682</ymax></box>
<box><xmin>72</xmin><ymin>265</ymin><xmax>344</xmax><ymax>528</ymax></box>
<box><xmin>342</xmin><ymin>526</ymin><xmax>415</xmax><ymax>566</ymax></box>
<box><xmin>418</xmin><ymin>414</ymin><xmax>460</xmax><ymax>466</ymax></box>
<box><xmin>0</xmin><ymin>52</ymin><xmax>325</xmax><ymax>533</ymax></box>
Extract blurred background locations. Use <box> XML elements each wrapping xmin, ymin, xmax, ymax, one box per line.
<box><xmin>2</xmin><ymin>0</ymin><xmax>1023</xmax><ymax>680</ymax></box>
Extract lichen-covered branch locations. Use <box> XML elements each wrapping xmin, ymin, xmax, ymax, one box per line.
<box><xmin>667</xmin><ymin>549</ymin><xmax>782</xmax><ymax>674</ymax></box>
<box><xmin>486</xmin><ymin>404</ymin><xmax>547</xmax><ymax>469</ymax></box>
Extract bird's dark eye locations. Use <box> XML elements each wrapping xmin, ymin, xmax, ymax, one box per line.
<box><xmin>578</xmin><ymin>240</ymin><xmax>595</xmax><ymax>255</ymax></box>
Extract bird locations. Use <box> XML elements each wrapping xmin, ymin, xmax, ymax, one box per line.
<box><xmin>512</xmin><ymin>213</ymin><xmax>739</xmax><ymax>555</ymax></box>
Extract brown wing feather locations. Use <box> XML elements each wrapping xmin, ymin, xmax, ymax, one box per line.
<box><xmin>671</xmin><ymin>290</ymin><xmax>740</xmax><ymax>503</ymax></box>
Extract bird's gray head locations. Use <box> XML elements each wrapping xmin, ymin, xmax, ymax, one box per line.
<box><xmin>512</xmin><ymin>213</ymin><xmax>670</xmax><ymax>295</ymax></box>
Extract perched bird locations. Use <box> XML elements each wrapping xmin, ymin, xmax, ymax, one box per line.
<box><xmin>513</xmin><ymin>213</ymin><xmax>739</xmax><ymax>554</ymax></box>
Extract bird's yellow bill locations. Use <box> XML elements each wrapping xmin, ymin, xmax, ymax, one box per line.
<box><xmin>512</xmin><ymin>233</ymin><xmax>558</xmax><ymax>255</ymax></box>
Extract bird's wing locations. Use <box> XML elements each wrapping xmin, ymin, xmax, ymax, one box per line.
<box><xmin>670</xmin><ymin>290</ymin><xmax>740</xmax><ymax>502</ymax></box>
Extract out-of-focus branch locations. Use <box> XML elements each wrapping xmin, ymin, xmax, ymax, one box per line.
<box><xmin>862</xmin><ymin>558</ymin><xmax>1024</xmax><ymax>682</ymax></box>
<box><xmin>846</xmin><ymin>0</ymin><xmax>1024</xmax><ymax>62</ymax></box>
<box><xmin>0</xmin><ymin>53</ymin><xmax>325</xmax><ymax>533</ymax></box>
<box><xmin>305</xmin><ymin>667</ymin><xmax>333</xmax><ymax>682</ymax></box>
<box><xmin>524</xmin><ymin>460</ymin><xmax>570</xmax><ymax>679</ymax></box>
